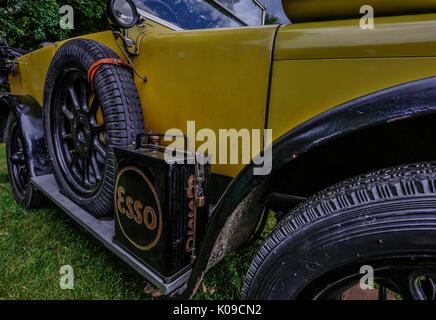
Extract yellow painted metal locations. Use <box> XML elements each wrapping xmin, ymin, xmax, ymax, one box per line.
<box><xmin>9</xmin><ymin>25</ymin><xmax>277</xmax><ymax>177</ymax></box>
<box><xmin>268</xmin><ymin>57</ymin><xmax>436</xmax><ymax>142</ymax></box>
<box><xmin>9</xmin><ymin>31</ymin><xmax>123</xmax><ymax>106</ymax></box>
<box><xmin>8</xmin><ymin>12</ymin><xmax>436</xmax><ymax>178</ymax></box>
<box><xmin>9</xmin><ymin>45</ymin><xmax>55</xmax><ymax>106</ymax></box>
<box><xmin>282</xmin><ymin>0</ymin><xmax>436</xmax><ymax>22</ymax></box>
<box><xmin>269</xmin><ymin>13</ymin><xmax>436</xmax><ymax>142</ymax></box>
<box><xmin>126</xmin><ymin>20</ymin><xmax>173</xmax><ymax>55</ymax></box>
<box><xmin>275</xmin><ymin>13</ymin><xmax>436</xmax><ymax>60</ymax></box>
<box><xmin>268</xmin><ymin>13</ymin><xmax>436</xmax><ymax>142</ymax></box>
<box><xmin>8</xmin><ymin>18</ymin><xmax>172</xmax><ymax>105</ymax></box>
<box><xmin>130</xmin><ymin>26</ymin><xmax>277</xmax><ymax>177</ymax></box>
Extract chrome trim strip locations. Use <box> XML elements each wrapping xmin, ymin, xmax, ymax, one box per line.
<box><xmin>204</xmin><ymin>0</ymin><xmax>248</xmax><ymax>26</ymax></box>
<box><xmin>137</xmin><ymin>8</ymin><xmax>183</xmax><ymax>31</ymax></box>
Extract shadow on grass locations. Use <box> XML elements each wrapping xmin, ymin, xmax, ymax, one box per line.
<box><xmin>0</xmin><ymin>172</ymin><xmax>9</xmax><ymax>184</ymax></box>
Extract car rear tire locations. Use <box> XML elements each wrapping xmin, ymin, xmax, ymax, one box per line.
<box><xmin>242</xmin><ymin>163</ymin><xmax>436</xmax><ymax>300</ymax></box>
<box><xmin>43</xmin><ymin>39</ymin><xmax>144</xmax><ymax>218</ymax></box>
<box><xmin>6</xmin><ymin>113</ymin><xmax>44</xmax><ymax>209</ymax></box>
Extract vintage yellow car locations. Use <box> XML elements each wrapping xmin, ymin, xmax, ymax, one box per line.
<box><xmin>1</xmin><ymin>0</ymin><xmax>436</xmax><ymax>300</ymax></box>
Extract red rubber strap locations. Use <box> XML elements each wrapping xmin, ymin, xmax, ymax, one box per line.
<box><xmin>87</xmin><ymin>58</ymin><xmax>131</xmax><ymax>90</ymax></box>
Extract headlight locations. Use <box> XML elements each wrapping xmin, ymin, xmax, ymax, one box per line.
<box><xmin>107</xmin><ymin>0</ymin><xmax>139</xmax><ymax>29</ymax></box>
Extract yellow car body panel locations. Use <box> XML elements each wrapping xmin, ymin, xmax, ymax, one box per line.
<box><xmin>269</xmin><ymin>13</ymin><xmax>436</xmax><ymax>141</ymax></box>
<box><xmin>9</xmin><ymin>45</ymin><xmax>55</xmax><ymax>106</ymax></box>
<box><xmin>130</xmin><ymin>26</ymin><xmax>277</xmax><ymax>177</ymax></box>
<box><xmin>9</xmin><ymin>31</ymin><xmax>123</xmax><ymax>106</ymax></box>
<box><xmin>8</xmin><ymin>19</ymin><xmax>170</xmax><ymax>105</ymax></box>
<box><xmin>269</xmin><ymin>57</ymin><xmax>436</xmax><ymax>142</ymax></box>
<box><xmin>275</xmin><ymin>13</ymin><xmax>436</xmax><ymax>60</ymax></box>
<box><xmin>8</xmin><ymin>13</ymin><xmax>436</xmax><ymax>177</ymax></box>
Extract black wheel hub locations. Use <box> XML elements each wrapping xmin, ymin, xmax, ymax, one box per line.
<box><xmin>71</xmin><ymin>108</ymin><xmax>93</xmax><ymax>158</ymax></box>
<box><xmin>52</xmin><ymin>67</ymin><xmax>107</xmax><ymax>196</ymax></box>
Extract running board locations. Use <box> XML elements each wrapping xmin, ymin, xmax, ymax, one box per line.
<box><xmin>31</xmin><ymin>174</ymin><xmax>191</xmax><ymax>295</ymax></box>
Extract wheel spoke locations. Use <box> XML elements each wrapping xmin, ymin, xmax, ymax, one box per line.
<box><xmin>378</xmin><ymin>286</ymin><xmax>387</xmax><ymax>300</ymax></box>
<box><xmin>92</xmin><ymin>123</ymin><xmax>105</xmax><ymax>133</ymax></box>
<box><xmin>89</xmin><ymin>95</ymin><xmax>100</xmax><ymax>115</ymax></box>
<box><xmin>70</xmin><ymin>151</ymin><xmax>79</xmax><ymax>167</ymax></box>
<box><xmin>62</xmin><ymin>133</ymin><xmax>73</xmax><ymax>142</ymax></box>
<box><xmin>90</xmin><ymin>154</ymin><xmax>102</xmax><ymax>182</ymax></box>
<box><xmin>81</xmin><ymin>158</ymin><xmax>89</xmax><ymax>184</ymax></box>
<box><xmin>68</xmin><ymin>86</ymin><xmax>80</xmax><ymax>111</ymax></box>
<box><xmin>94</xmin><ymin>139</ymin><xmax>107</xmax><ymax>158</ymax></box>
<box><xmin>11</xmin><ymin>152</ymin><xmax>25</xmax><ymax>165</ymax></box>
<box><xmin>413</xmin><ymin>275</ymin><xmax>436</xmax><ymax>300</ymax></box>
<box><xmin>71</xmin><ymin>155</ymin><xmax>83</xmax><ymax>181</ymax></box>
<box><xmin>62</xmin><ymin>105</ymin><xmax>74</xmax><ymax>121</ymax></box>
<box><xmin>79</xmin><ymin>79</ymin><xmax>89</xmax><ymax>112</ymax></box>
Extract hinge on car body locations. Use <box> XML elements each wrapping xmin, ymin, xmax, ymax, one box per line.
<box><xmin>6</xmin><ymin>60</ymin><xmax>18</xmax><ymax>76</ymax></box>
<box><xmin>0</xmin><ymin>39</ymin><xmax>27</xmax><ymax>79</ymax></box>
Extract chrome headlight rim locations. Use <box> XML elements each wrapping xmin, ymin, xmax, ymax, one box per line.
<box><xmin>107</xmin><ymin>0</ymin><xmax>139</xmax><ymax>29</ymax></box>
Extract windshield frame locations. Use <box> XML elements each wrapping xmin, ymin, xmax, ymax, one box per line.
<box><xmin>137</xmin><ymin>7</ymin><xmax>183</xmax><ymax>30</ymax></box>
<box><xmin>136</xmin><ymin>0</ymin><xmax>266</xmax><ymax>31</ymax></box>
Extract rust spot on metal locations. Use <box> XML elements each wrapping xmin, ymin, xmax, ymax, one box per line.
<box><xmin>150</xmin><ymin>135</ymin><xmax>162</xmax><ymax>145</ymax></box>
<box><xmin>144</xmin><ymin>283</ymin><xmax>164</xmax><ymax>298</ymax></box>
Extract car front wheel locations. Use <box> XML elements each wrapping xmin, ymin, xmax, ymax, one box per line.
<box><xmin>243</xmin><ymin>163</ymin><xmax>436</xmax><ymax>300</ymax></box>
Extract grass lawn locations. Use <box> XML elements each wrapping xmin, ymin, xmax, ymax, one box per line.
<box><xmin>0</xmin><ymin>143</ymin><xmax>273</xmax><ymax>300</ymax></box>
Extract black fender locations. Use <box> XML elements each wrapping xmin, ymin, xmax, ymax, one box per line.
<box><xmin>0</xmin><ymin>94</ymin><xmax>52</xmax><ymax>177</ymax></box>
<box><xmin>176</xmin><ymin>75</ymin><xmax>436</xmax><ymax>298</ymax></box>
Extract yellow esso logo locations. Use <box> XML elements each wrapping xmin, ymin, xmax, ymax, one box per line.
<box><xmin>117</xmin><ymin>186</ymin><xmax>158</xmax><ymax>230</ymax></box>
<box><xmin>115</xmin><ymin>167</ymin><xmax>162</xmax><ymax>251</ymax></box>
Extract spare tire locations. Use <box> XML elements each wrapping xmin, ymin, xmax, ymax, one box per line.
<box><xmin>43</xmin><ymin>39</ymin><xmax>144</xmax><ymax>218</ymax></box>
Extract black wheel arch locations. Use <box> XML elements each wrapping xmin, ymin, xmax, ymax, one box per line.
<box><xmin>177</xmin><ymin>75</ymin><xmax>436</xmax><ymax>299</ymax></box>
<box><xmin>0</xmin><ymin>94</ymin><xmax>52</xmax><ymax>177</ymax></box>
<box><xmin>0</xmin><ymin>95</ymin><xmax>11</xmax><ymax>142</ymax></box>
